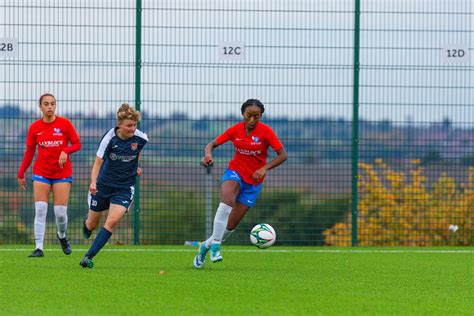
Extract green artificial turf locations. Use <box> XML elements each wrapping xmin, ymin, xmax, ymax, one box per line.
<box><xmin>0</xmin><ymin>245</ymin><xmax>472</xmax><ymax>315</ymax></box>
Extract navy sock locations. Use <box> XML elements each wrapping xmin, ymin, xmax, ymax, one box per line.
<box><xmin>85</xmin><ymin>227</ymin><xmax>112</xmax><ymax>259</ymax></box>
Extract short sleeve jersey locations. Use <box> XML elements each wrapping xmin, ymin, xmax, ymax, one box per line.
<box><xmin>96</xmin><ymin>127</ymin><xmax>148</xmax><ymax>188</ymax></box>
<box><xmin>215</xmin><ymin>122</ymin><xmax>283</xmax><ymax>184</ymax></box>
<box><xmin>25</xmin><ymin>116</ymin><xmax>80</xmax><ymax>178</ymax></box>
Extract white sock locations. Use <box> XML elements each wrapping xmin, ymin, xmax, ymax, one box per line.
<box><xmin>204</xmin><ymin>236</ymin><xmax>213</xmax><ymax>248</ymax></box>
<box><xmin>206</xmin><ymin>203</ymin><xmax>232</xmax><ymax>246</ymax></box>
<box><xmin>205</xmin><ymin>228</ymin><xmax>235</xmax><ymax>248</ymax></box>
<box><xmin>34</xmin><ymin>201</ymin><xmax>48</xmax><ymax>250</ymax></box>
<box><xmin>54</xmin><ymin>205</ymin><xmax>68</xmax><ymax>239</ymax></box>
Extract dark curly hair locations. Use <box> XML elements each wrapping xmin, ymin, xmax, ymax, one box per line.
<box><xmin>241</xmin><ymin>99</ymin><xmax>265</xmax><ymax>115</ymax></box>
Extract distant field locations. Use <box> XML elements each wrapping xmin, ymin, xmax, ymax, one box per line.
<box><xmin>0</xmin><ymin>245</ymin><xmax>472</xmax><ymax>315</ymax></box>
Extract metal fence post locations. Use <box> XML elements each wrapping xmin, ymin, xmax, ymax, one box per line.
<box><xmin>351</xmin><ymin>0</ymin><xmax>361</xmax><ymax>247</ymax></box>
<box><xmin>134</xmin><ymin>0</ymin><xmax>143</xmax><ymax>245</ymax></box>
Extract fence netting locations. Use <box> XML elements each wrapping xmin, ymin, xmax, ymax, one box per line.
<box><xmin>0</xmin><ymin>0</ymin><xmax>472</xmax><ymax>246</ymax></box>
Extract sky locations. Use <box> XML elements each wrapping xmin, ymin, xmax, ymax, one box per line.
<box><xmin>0</xmin><ymin>0</ymin><xmax>472</xmax><ymax>123</ymax></box>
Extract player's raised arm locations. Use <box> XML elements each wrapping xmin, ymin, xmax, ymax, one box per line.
<box><xmin>202</xmin><ymin>140</ymin><xmax>219</xmax><ymax>167</ymax></box>
<box><xmin>59</xmin><ymin>122</ymin><xmax>82</xmax><ymax>169</ymax></box>
<box><xmin>253</xmin><ymin>147</ymin><xmax>287</xmax><ymax>182</ymax></box>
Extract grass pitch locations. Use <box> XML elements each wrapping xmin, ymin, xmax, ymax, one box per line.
<box><xmin>0</xmin><ymin>245</ymin><xmax>472</xmax><ymax>315</ymax></box>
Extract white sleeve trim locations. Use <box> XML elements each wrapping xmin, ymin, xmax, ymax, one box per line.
<box><xmin>96</xmin><ymin>128</ymin><xmax>115</xmax><ymax>158</ymax></box>
<box><xmin>134</xmin><ymin>129</ymin><xmax>148</xmax><ymax>142</ymax></box>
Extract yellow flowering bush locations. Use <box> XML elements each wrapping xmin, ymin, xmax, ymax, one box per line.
<box><xmin>324</xmin><ymin>160</ymin><xmax>473</xmax><ymax>246</ymax></box>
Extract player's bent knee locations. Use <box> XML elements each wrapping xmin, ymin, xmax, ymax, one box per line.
<box><xmin>104</xmin><ymin>220</ymin><xmax>120</xmax><ymax>231</ymax></box>
<box><xmin>220</xmin><ymin>199</ymin><xmax>235</xmax><ymax>207</ymax></box>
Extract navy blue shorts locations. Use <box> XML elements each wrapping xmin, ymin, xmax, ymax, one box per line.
<box><xmin>222</xmin><ymin>168</ymin><xmax>262</xmax><ymax>208</ymax></box>
<box><xmin>88</xmin><ymin>183</ymin><xmax>135</xmax><ymax>212</ymax></box>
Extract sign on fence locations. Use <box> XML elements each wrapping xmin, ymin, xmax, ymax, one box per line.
<box><xmin>0</xmin><ymin>38</ymin><xmax>18</xmax><ymax>57</ymax></box>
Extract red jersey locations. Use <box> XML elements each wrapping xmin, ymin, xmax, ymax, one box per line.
<box><xmin>216</xmin><ymin>122</ymin><xmax>283</xmax><ymax>184</ymax></box>
<box><xmin>18</xmin><ymin>116</ymin><xmax>81</xmax><ymax>179</ymax></box>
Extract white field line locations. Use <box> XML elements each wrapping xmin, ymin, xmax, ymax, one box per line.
<box><xmin>0</xmin><ymin>248</ymin><xmax>472</xmax><ymax>253</ymax></box>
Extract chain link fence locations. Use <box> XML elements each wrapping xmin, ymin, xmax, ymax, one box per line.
<box><xmin>0</xmin><ymin>0</ymin><xmax>472</xmax><ymax>246</ymax></box>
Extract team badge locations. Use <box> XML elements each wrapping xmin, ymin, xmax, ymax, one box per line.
<box><xmin>131</xmin><ymin>143</ymin><xmax>138</xmax><ymax>151</ymax></box>
<box><xmin>252</xmin><ymin>136</ymin><xmax>260</xmax><ymax>142</ymax></box>
<box><xmin>54</xmin><ymin>128</ymin><xmax>61</xmax><ymax>133</ymax></box>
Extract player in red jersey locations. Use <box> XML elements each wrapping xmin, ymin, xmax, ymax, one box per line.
<box><xmin>194</xmin><ymin>99</ymin><xmax>287</xmax><ymax>268</ymax></box>
<box><xmin>17</xmin><ymin>93</ymin><xmax>81</xmax><ymax>257</ymax></box>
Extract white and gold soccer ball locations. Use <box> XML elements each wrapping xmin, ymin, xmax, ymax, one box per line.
<box><xmin>250</xmin><ymin>223</ymin><xmax>276</xmax><ymax>248</ymax></box>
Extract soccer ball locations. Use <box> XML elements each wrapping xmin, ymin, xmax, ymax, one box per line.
<box><xmin>250</xmin><ymin>223</ymin><xmax>276</xmax><ymax>248</ymax></box>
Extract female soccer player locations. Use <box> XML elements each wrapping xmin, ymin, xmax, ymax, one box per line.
<box><xmin>18</xmin><ymin>93</ymin><xmax>81</xmax><ymax>257</ymax></box>
<box><xmin>80</xmin><ymin>103</ymin><xmax>148</xmax><ymax>268</ymax></box>
<box><xmin>193</xmin><ymin>99</ymin><xmax>287</xmax><ymax>268</ymax></box>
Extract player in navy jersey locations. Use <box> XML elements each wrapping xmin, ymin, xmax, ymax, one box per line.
<box><xmin>80</xmin><ymin>103</ymin><xmax>148</xmax><ymax>268</ymax></box>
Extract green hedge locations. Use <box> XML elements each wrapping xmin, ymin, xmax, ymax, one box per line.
<box><xmin>140</xmin><ymin>189</ymin><xmax>350</xmax><ymax>246</ymax></box>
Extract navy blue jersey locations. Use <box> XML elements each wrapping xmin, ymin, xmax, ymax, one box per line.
<box><xmin>96</xmin><ymin>127</ymin><xmax>148</xmax><ymax>188</ymax></box>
